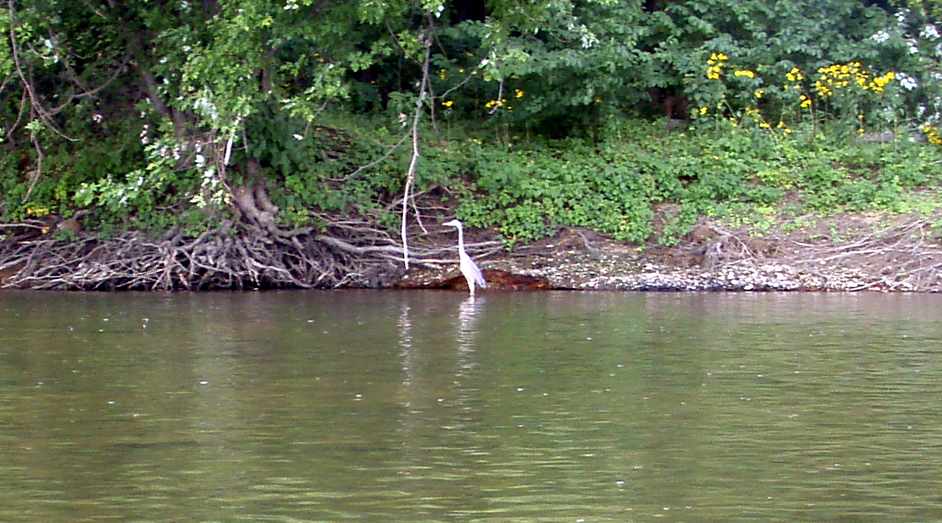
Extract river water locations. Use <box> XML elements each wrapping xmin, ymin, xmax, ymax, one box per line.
<box><xmin>1</xmin><ymin>290</ymin><xmax>940</xmax><ymax>521</ymax></box>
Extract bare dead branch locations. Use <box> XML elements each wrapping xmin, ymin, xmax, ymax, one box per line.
<box><xmin>400</xmin><ymin>33</ymin><xmax>433</xmax><ymax>269</ymax></box>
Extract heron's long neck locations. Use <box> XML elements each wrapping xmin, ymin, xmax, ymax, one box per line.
<box><xmin>456</xmin><ymin>225</ymin><xmax>465</xmax><ymax>254</ymax></box>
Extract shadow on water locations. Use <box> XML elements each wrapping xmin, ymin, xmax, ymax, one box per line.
<box><xmin>1</xmin><ymin>290</ymin><xmax>941</xmax><ymax>521</ymax></box>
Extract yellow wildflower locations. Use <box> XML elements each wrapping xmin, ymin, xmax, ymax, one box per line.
<box><xmin>923</xmin><ymin>124</ymin><xmax>942</xmax><ymax>145</ymax></box>
<box><xmin>706</xmin><ymin>52</ymin><xmax>729</xmax><ymax>79</ymax></box>
<box><xmin>786</xmin><ymin>67</ymin><xmax>804</xmax><ymax>82</ymax></box>
<box><xmin>706</xmin><ymin>53</ymin><xmax>729</xmax><ymax>80</ymax></box>
<box><xmin>515</xmin><ymin>89</ymin><xmax>524</xmax><ymax>99</ymax></box>
<box><xmin>698</xmin><ymin>106</ymin><xmax>709</xmax><ymax>116</ymax></box>
<box><xmin>800</xmin><ymin>95</ymin><xmax>812</xmax><ymax>109</ymax></box>
<box><xmin>868</xmin><ymin>71</ymin><xmax>895</xmax><ymax>93</ymax></box>
<box><xmin>25</xmin><ymin>205</ymin><xmax>50</xmax><ymax>217</ymax></box>
<box><xmin>812</xmin><ymin>61</ymin><xmax>896</xmax><ymax>96</ymax></box>
<box><xmin>706</xmin><ymin>64</ymin><xmax>725</xmax><ymax>80</ymax></box>
<box><xmin>754</xmin><ymin>88</ymin><xmax>764</xmax><ymax>99</ymax></box>
<box><xmin>442</xmin><ymin>100</ymin><xmax>454</xmax><ymax>108</ymax></box>
<box><xmin>734</xmin><ymin>70</ymin><xmax>756</xmax><ymax>79</ymax></box>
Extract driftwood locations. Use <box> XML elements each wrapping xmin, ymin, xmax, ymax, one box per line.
<box><xmin>693</xmin><ymin>218</ymin><xmax>942</xmax><ymax>292</ymax></box>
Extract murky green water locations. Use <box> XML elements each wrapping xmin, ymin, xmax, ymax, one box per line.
<box><xmin>1</xmin><ymin>290</ymin><xmax>941</xmax><ymax>521</ymax></box>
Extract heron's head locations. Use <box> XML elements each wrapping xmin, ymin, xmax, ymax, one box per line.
<box><xmin>442</xmin><ymin>219</ymin><xmax>462</xmax><ymax>228</ymax></box>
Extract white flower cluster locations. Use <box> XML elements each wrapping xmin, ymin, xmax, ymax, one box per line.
<box><xmin>896</xmin><ymin>72</ymin><xmax>918</xmax><ymax>90</ymax></box>
<box><xmin>191</xmin><ymin>166</ymin><xmax>224</xmax><ymax>208</ymax></box>
<box><xmin>921</xmin><ymin>24</ymin><xmax>940</xmax><ymax>40</ymax></box>
<box><xmin>896</xmin><ymin>9</ymin><xmax>910</xmax><ymax>27</ymax></box>
<box><xmin>37</xmin><ymin>38</ymin><xmax>60</xmax><ymax>65</ymax></box>
<box><xmin>929</xmin><ymin>111</ymin><xmax>942</xmax><ymax>124</ymax></box>
<box><xmin>873</xmin><ymin>13</ymin><xmax>941</xmax><ymax>61</ymax></box>
<box><xmin>194</xmin><ymin>141</ymin><xmax>206</xmax><ymax>168</ymax></box>
<box><xmin>871</xmin><ymin>30</ymin><xmax>890</xmax><ymax>44</ymax></box>
<box><xmin>579</xmin><ymin>26</ymin><xmax>599</xmax><ymax>49</ymax></box>
<box><xmin>564</xmin><ymin>21</ymin><xmax>598</xmax><ymax>49</ymax></box>
<box><xmin>194</xmin><ymin>96</ymin><xmax>219</xmax><ymax>123</ymax></box>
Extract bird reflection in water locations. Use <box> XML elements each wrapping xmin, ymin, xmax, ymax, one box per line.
<box><xmin>397</xmin><ymin>301</ymin><xmax>416</xmax><ymax>387</ymax></box>
<box><xmin>456</xmin><ymin>295</ymin><xmax>483</xmax><ymax>375</ymax></box>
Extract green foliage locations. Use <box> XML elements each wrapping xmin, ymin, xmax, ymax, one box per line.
<box><xmin>453</xmin><ymin>118</ymin><xmax>942</xmax><ymax>245</ymax></box>
<box><xmin>1</xmin><ymin>119</ymin><xmax>146</xmax><ymax>222</ymax></box>
<box><xmin>3</xmin><ymin>0</ymin><xmax>942</xmax><ymax>249</ymax></box>
<box><xmin>71</xmin><ymin>135</ymin><xmax>203</xmax><ymax>232</ymax></box>
<box><xmin>0</xmin><ymin>10</ymin><xmax>12</xmax><ymax>79</ymax></box>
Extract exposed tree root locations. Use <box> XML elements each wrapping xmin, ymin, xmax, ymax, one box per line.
<box><xmin>0</xmin><ymin>219</ymin><xmax>500</xmax><ymax>291</ymax></box>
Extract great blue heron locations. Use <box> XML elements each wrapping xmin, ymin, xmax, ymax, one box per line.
<box><xmin>443</xmin><ymin>219</ymin><xmax>486</xmax><ymax>296</ymax></box>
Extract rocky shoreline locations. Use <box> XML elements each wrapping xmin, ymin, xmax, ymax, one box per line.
<box><xmin>496</xmin><ymin>258</ymin><xmax>911</xmax><ymax>292</ymax></box>
<box><xmin>400</xmin><ymin>246</ymin><xmax>914</xmax><ymax>293</ymax></box>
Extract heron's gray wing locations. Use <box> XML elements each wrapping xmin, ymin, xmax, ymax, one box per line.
<box><xmin>460</xmin><ymin>253</ymin><xmax>487</xmax><ymax>288</ymax></box>
<box><xmin>472</xmin><ymin>261</ymin><xmax>487</xmax><ymax>288</ymax></box>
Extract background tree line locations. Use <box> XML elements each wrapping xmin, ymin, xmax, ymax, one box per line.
<box><xmin>1</xmin><ymin>0</ymin><xmax>941</xmax><ymax>248</ymax></box>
